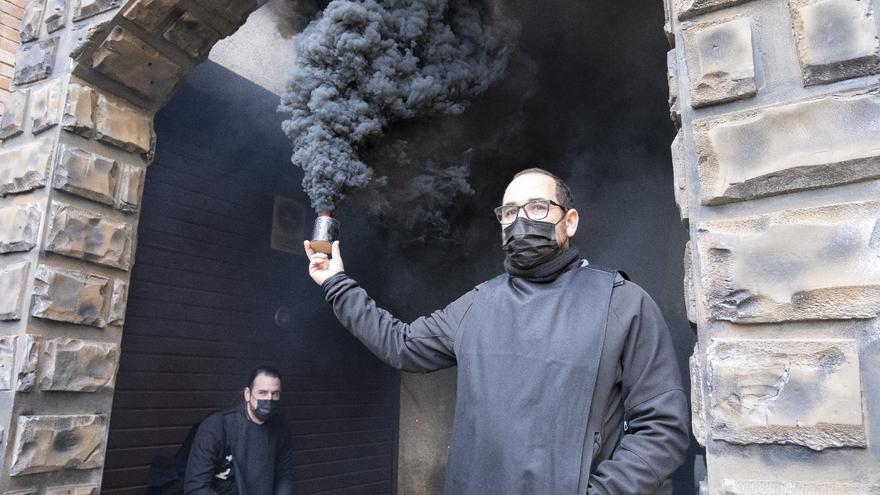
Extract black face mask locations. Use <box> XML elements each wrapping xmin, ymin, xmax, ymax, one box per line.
<box><xmin>502</xmin><ymin>217</ymin><xmax>564</xmax><ymax>269</ymax></box>
<box><xmin>251</xmin><ymin>399</ymin><xmax>280</xmax><ymax>422</ymax></box>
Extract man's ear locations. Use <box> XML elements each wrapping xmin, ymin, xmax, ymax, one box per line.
<box><xmin>243</xmin><ymin>387</ymin><xmax>251</xmax><ymax>403</ymax></box>
<box><xmin>565</xmin><ymin>208</ymin><xmax>579</xmax><ymax>237</ymax></box>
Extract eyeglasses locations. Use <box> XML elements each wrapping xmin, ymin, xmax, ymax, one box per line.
<box><xmin>494</xmin><ymin>199</ymin><xmax>567</xmax><ymax>225</ymax></box>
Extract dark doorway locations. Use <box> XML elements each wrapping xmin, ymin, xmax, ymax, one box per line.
<box><xmin>102</xmin><ymin>61</ymin><xmax>399</xmax><ymax>495</ymax></box>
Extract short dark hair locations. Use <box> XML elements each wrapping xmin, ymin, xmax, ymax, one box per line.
<box><xmin>247</xmin><ymin>366</ymin><xmax>281</xmax><ymax>389</ymax></box>
<box><xmin>511</xmin><ymin>168</ymin><xmax>574</xmax><ymax>209</ymax></box>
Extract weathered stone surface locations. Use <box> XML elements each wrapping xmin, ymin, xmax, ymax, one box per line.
<box><xmin>0</xmin><ymin>262</ymin><xmax>32</xmax><ymax>320</ymax></box>
<box><xmin>12</xmin><ymin>37</ymin><xmax>58</xmax><ymax>85</ymax></box>
<box><xmin>0</xmin><ymin>139</ymin><xmax>54</xmax><ymax>196</ymax></box>
<box><xmin>31</xmin><ymin>264</ymin><xmax>110</xmax><ymax>327</ymax></box>
<box><xmin>708</xmin><ymin>338</ymin><xmax>865</xmax><ymax>450</ymax></box>
<box><xmin>164</xmin><ymin>11</ymin><xmax>220</xmax><ymax>59</ymax></box>
<box><xmin>17</xmin><ymin>335</ymin><xmax>39</xmax><ymax>392</ymax></box>
<box><xmin>44</xmin><ymin>486</ymin><xmax>97</xmax><ymax>495</ymax></box>
<box><xmin>675</xmin><ymin>0</ymin><xmax>754</xmax><ymax>20</ymax></box>
<box><xmin>8</xmin><ymin>414</ymin><xmax>107</xmax><ymax>475</ymax></box>
<box><xmin>108</xmin><ymin>278</ymin><xmax>127</xmax><ymax>325</ymax></box>
<box><xmin>53</xmin><ymin>145</ymin><xmax>115</xmax><ymax>205</ymax></box>
<box><xmin>30</xmin><ymin>80</ymin><xmax>62</xmax><ymax>133</ymax></box>
<box><xmin>683</xmin><ymin>240</ymin><xmax>696</xmax><ymax>325</ymax></box>
<box><xmin>45</xmin><ymin>0</ymin><xmax>67</xmax><ymax>33</ymax></box>
<box><xmin>4</xmin><ymin>489</ymin><xmax>37</xmax><ymax>495</ymax></box>
<box><xmin>697</xmin><ymin>201</ymin><xmax>880</xmax><ymax>323</ymax></box>
<box><xmin>92</xmin><ymin>26</ymin><xmax>184</xmax><ymax>102</ymax></box>
<box><xmin>121</xmin><ymin>0</ymin><xmax>178</xmax><ymax>32</ymax></box>
<box><xmin>94</xmin><ymin>92</ymin><xmax>154</xmax><ymax>153</ymax></box>
<box><xmin>689</xmin><ymin>346</ymin><xmax>706</xmax><ymax>446</ymax></box>
<box><xmin>790</xmin><ymin>0</ymin><xmax>880</xmax><ymax>86</ymax></box>
<box><xmin>62</xmin><ymin>82</ymin><xmax>95</xmax><ymax>137</ymax></box>
<box><xmin>72</xmin><ymin>0</ymin><xmax>120</xmax><ymax>21</ymax></box>
<box><xmin>0</xmin><ymin>336</ymin><xmax>14</xmax><ymax>389</ymax></box>
<box><xmin>45</xmin><ymin>202</ymin><xmax>133</xmax><ymax>270</ymax></box>
<box><xmin>667</xmin><ymin>50</ymin><xmax>680</xmax><ymax>127</ymax></box>
<box><xmin>682</xmin><ymin>16</ymin><xmax>755</xmax><ymax>108</ymax></box>
<box><xmin>721</xmin><ymin>479</ymin><xmax>880</xmax><ymax>494</ymax></box>
<box><xmin>115</xmin><ymin>163</ymin><xmax>144</xmax><ymax>212</ymax></box>
<box><xmin>671</xmin><ymin>130</ymin><xmax>688</xmax><ymax>222</ymax></box>
<box><xmin>20</xmin><ymin>0</ymin><xmax>46</xmax><ymax>43</ymax></box>
<box><xmin>40</xmin><ymin>338</ymin><xmax>118</xmax><ymax>391</ymax></box>
<box><xmin>0</xmin><ymin>90</ymin><xmax>28</xmax><ymax>140</ymax></box>
<box><xmin>0</xmin><ymin>204</ymin><xmax>41</xmax><ymax>253</ymax></box>
<box><xmin>695</xmin><ymin>87</ymin><xmax>880</xmax><ymax>205</ymax></box>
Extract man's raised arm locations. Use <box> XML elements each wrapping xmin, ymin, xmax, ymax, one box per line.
<box><xmin>305</xmin><ymin>240</ymin><xmax>473</xmax><ymax>372</ymax></box>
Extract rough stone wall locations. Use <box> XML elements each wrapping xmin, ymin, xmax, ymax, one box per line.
<box><xmin>0</xmin><ymin>0</ymin><xmax>257</xmax><ymax>491</ymax></box>
<box><xmin>0</xmin><ymin>0</ymin><xmax>25</xmax><ymax>100</ymax></box>
<box><xmin>667</xmin><ymin>0</ymin><xmax>880</xmax><ymax>492</ymax></box>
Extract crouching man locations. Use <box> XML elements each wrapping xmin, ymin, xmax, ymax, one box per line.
<box><xmin>184</xmin><ymin>366</ymin><xmax>295</xmax><ymax>495</ymax></box>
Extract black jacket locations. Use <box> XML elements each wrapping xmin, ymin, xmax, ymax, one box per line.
<box><xmin>322</xmin><ymin>260</ymin><xmax>689</xmax><ymax>494</ymax></box>
<box><xmin>184</xmin><ymin>405</ymin><xmax>295</xmax><ymax>495</ymax></box>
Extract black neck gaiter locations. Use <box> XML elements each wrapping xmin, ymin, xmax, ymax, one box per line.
<box><xmin>504</xmin><ymin>246</ymin><xmax>581</xmax><ymax>283</ymax></box>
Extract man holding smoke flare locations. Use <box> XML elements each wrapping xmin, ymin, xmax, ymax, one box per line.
<box><xmin>304</xmin><ymin>168</ymin><xmax>689</xmax><ymax>494</ymax></box>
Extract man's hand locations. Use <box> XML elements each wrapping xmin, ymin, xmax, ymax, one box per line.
<box><xmin>304</xmin><ymin>240</ymin><xmax>345</xmax><ymax>286</ymax></box>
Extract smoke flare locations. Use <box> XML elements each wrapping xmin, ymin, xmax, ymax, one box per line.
<box><xmin>279</xmin><ymin>0</ymin><xmax>512</xmax><ymax>213</ymax></box>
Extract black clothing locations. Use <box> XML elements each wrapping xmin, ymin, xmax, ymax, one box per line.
<box><xmin>184</xmin><ymin>405</ymin><xmax>295</xmax><ymax>495</ymax></box>
<box><xmin>503</xmin><ymin>245</ymin><xmax>580</xmax><ymax>282</ymax></box>
<box><xmin>322</xmin><ymin>254</ymin><xmax>688</xmax><ymax>495</ymax></box>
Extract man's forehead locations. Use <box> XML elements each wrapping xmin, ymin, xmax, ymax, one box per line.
<box><xmin>252</xmin><ymin>375</ymin><xmax>282</xmax><ymax>389</ymax></box>
<box><xmin>503</xmin><ymin>173</ymin><xmax>557</xmax><ymax>204</ymax></box>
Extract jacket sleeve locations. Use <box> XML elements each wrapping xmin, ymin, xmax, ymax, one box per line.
<box><xmin>184</xmin><ymin>416</ymin><xmax>223</xmax><ymax>495</ymax></box>
<box><xmin>322</xmin><ymin>272</ymin><xmax>474</xmax><ymax>372</ymax></box>
<box><xmin>274</xmin><ymin>422</ymin><xmax>295</xmax><ymax>495</ymax></box>
<box><xmin>587</xmin><ymin>282</ymin><xmax>689</xmax><ymax>495</ymax></box>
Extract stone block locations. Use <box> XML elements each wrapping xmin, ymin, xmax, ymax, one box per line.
<box><xmin>0</xmin><ymin>262</ymin><xmax>32</xmax><ymax>320</ymax></box>
<box><xmin>164</xmin><ymin>11</ymin><xmax>220</xmax><ymax>59</ymax></box>
<box><xmin>72</xmin><ymin>0</ymin><xmax>120</xmax><ymax>21</ymax></box>
<box><xmin>31</xmin><ymin>264</ymin><xmax>110</xmax><ymax>327</ymax></box>
<box><xmin>720</xmin><ymin>479</ymin><xmax>880</xmax><ymax>494</ymax></box>
<box><xmin>0</xmin><ymin>336</ymin><xmax>14</xmax><ymax>389</ymax></box>
<box><xmin>40</xmin><ymin>338</ymin><xmax>118</xmax><ymax>391</ymax></box>
<box><xmin>45</xmin><ymin>202</ymin><xmax>133</xmax><ymax>270</ymax></box>
<box><xmin>0</xmin><ymin>89</ymin><xmax>28</xmax><ymax>140</ymax></box>
<box><xmin>0</xmin><ymin>204</ymin><xmax>42</xmax><ymax>253</ymax></box>
<box><xmin>30</xmin><ymin>79</ymin><xmax>63</xmax><ymax>133</ymax></box>
<box><xmin>790</xmin><ymin>0</ymin><xmax>880</xmax><ymax>86</ymax></box>
<box><xmin>12</xmin><ymin>37</ymin><xmax>58</xmax><ymax>85</ymax></box>
<box><xmin>121</xmin><ymin>0</ymin><xmax>179</xmax><ymax>32</ymax></box>
<box><xmin>45</xmin><ymin>0</ymin><xmax>67</xmax><ymax>33</ymax></box>
<box><xmin>8</xmin><ymin>414</ymin><xmax>107</xmax><ymax>476</ymax></box>
<box><xmin>683</xmin><ymin>240</ymin><xmax>696</xmax><ymax>325</ymax></box>
<box><xmin>17</xmin><ymin>335</ymin><xmax>39</xmax><ymax>392</ymax></box>
<box><xmin>708</xmin><ymin>338</ymin><xmax>865</xmax><ymax>450</ymax></box>
<box><xmin>45</xmin><ymin>486</ymin><xmax>97</xmax><ymax>495</ymax></box>
<box><xmin>20</xmin><ymin>0</ymin><xmax>46</xmax><ymax>43</ymax></box>
<box><xmin>689</xmin><ymin>346</ymin><xmax>706</xmax><ymax>446</ymax></box>
<box><xmin>91</xmin><ymin>26</ymin><xmax>184</xmax><ymax>102</ymax></box>
<box><xmin>53</xmin><ymin>145</ymin><xmax>115</xmax><ymax>205</ymax></box>
<box><xmin>675</xmin><ymin>0</ymin><xmax>754</xmax><ymax>20</ymax></box>
<box><xmin>695</xmin><ymin>87</ymin><xmax>880</xmax><ymax>205</ymax></box>
<box><xmin>682</xmin><ymin>16</ymin><xmax>755</xmax><ymax>108</ymax></box>
<box><xmin>697</xmin><ymin>201</ymin><xmax>880</xmax><ymax>323</ymax></box>
<box><xmin>671</xmin><ymin>129</ymin><xmax>688</xmax><ymax>222</ymax></box>
<box><xmin>115</xmin><ymin>163</ymin><xmax>144</xmax><ymax>212</ymax></box>
<box><xmin>0</xmin><ymin>139</ymin><xmax>54</xmax><ymax>196</ymax></box>
<box><xmin>94</xmin><ymin>92</ymin><xmax>154</xmax><ymax>153</ymax></box>
<box><xmin>4</xmin><ymin>489</ymin><xmax>37</xmax><ymax>495</ymax></box>
<box><xmin>108</xmin><ymin>278</ymin><xmax>126</xmax><ymax>325</ymax></box>
<box><xmin>667</xmin><ymin>50</ymin><xmax>680</xmax><ymax>127</ymax></box>
<box><xmin>62</xmin><ymin>82</ymin><xmax>95</xmax><ymax>137</ymax></box>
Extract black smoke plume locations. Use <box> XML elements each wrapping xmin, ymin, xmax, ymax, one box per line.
<box><xmin>278</xmin><ymin>0</ymin><xmax>513</xmax><ymax>213</ymax></box>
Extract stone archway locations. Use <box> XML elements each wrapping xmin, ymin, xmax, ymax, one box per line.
<box><xmin>0</xmin><ymin>0</ymin><xmax>877</xmax><ymax>493</ymax></box>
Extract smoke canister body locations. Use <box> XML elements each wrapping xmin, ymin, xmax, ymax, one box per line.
<box><xmin>311</xmin><ymin>214</ymin><xmax>339</xmax><ymax>254</ymax></box>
